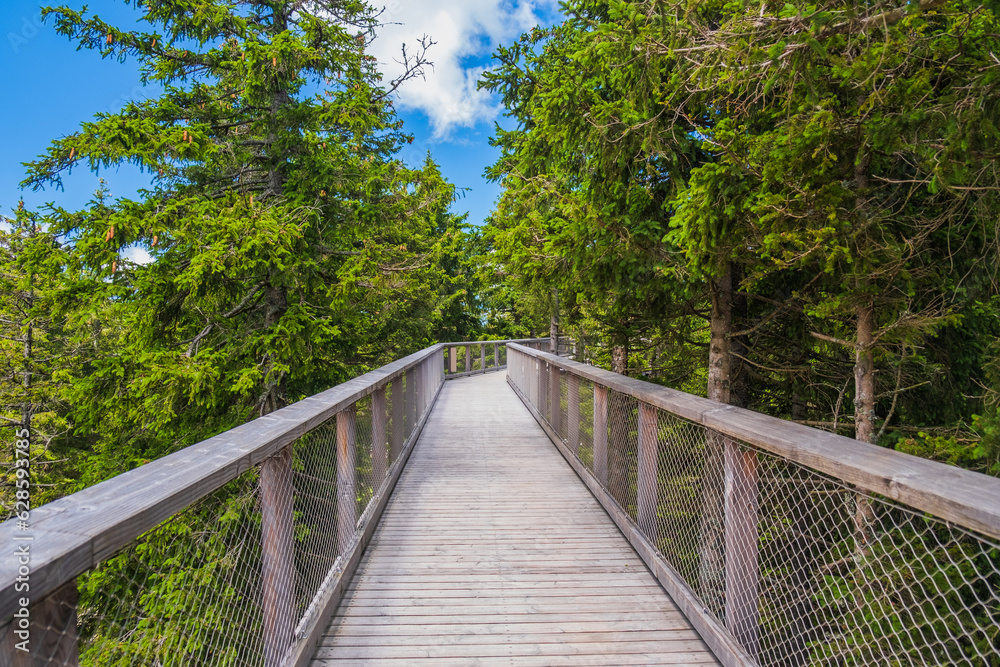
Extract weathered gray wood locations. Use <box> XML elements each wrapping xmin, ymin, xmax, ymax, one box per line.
<box><xmin>372</xmin><ymin>387</ymin><xmax>388</xmax><ymax>486</ymax></box>
<box><xmin>567</xmin><ymin>374</ymin><xmax>580</xmax><ymax>454</ymax></box>
<box><xmin>493</xmin><ymin>343</ymin><xmax>499</xmax><ymax>368</ymax></box>
<box><xmin>539</xmin><ymin>360</ymin><xmax>549</xmax><ymax>423</ymax></box>
<box><xmin>288</xmin><ymin>373</ymin><xmax>445</xmax><ymax>667</ymax></box>
<box><xmin>261</xmin><ymin>445</ymin><xmax>295</xmax><ymax>667</ymax></box>
<box><xmin>507</xmin><ymin>344</ymin><xmax>1000</xmax><ymax>542</ymax></box>
<box><xmin>313</xmin><ymin>373</ymin><xmax>718</xmax><ymax>666</ymax></box>
<box><xmin>509</xmin><ymin>375</ymin><xmax>753</xmax><ymax>667</ymax></box>
<box><xmin>725</xmin><ymin>440</ymin><xmax>759</xmax><ymax>658</ymax></box>
<box><xmin>404</xmin><ymin>370</ymin><xmax>414</xmax><ymax>436</ymax></box>
<box><xmin>549</xmin><ymin>362</ymin><xmax>561</xmax><ymax>434</ymax></box>
<box><xmin>465</xmin><ymin>345</ymin><xmax>471</xmax><ymax>374</ymax></box>
<box><xmin>390</xmin><ymin>377</ymin><xmax>404</xmax><ymax>464</ymax></box>
<box><xmin>410</xmin><ymin>367</ymin><xmax>419</xmax><ymax>432</ymax></box>
<box><xmin>449</xmin><ymin>347</ymin><xmax>456</xmax><ymax>374</ymax></box>
<box><xmin>0</xmin><ymin>580</ymin><xmax>79</xmax><ymax>666</ymax></box>
<box><xmin>637</xmin><ymin>402</ymin><xmax>659</xmax><ymax>537</ymax></box>
<box><xmin>336</xmin><ymin>407</ymin><xmax>357</xmax><ymax>556</ymax></box>
<box><xmin>0</xmin><ymin>344</ymin><xmax>449</xmax><ymax>619</ymax></box>
<box><xmin>593</xmin><ymin>384</ymin><xmax>609</xmax><ymax>485</ymax></box>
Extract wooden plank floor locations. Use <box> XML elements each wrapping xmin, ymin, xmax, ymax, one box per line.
<box><xmin>310</xmin><ymin>371</ymin><xmax>720</xmax><ymax>666</ymax></box>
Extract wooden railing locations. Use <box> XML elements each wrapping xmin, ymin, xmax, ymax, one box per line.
<box><xmin>506</xmin><ymin>343</ymin><xmax>1000</xmax><ymax>667</ymax></box>
<box><xmin>0</xmin><ymin>339</ymin><xmax>544</xmax><ymax>666</ymax></box>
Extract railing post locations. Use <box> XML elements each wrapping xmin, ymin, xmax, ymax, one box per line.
<box><xmin>479</xmin><ymin>343</ymin><xmax>485</xmax><ymax>372</ymax></box>
<box><xmin>494</xmin><ymin>343</ymin><xmax>499</xmax><ymax>368</ymax></box>
<box><xmin>403</xmin><ymin>370</ymin><xmax>413</xmax><ymax>436</ymax></box>
<box><xmin>549</xmin><ymin>362</ymin><xmax>561</xmax><ymax>434</ymax></box>
<box><xmin>0</xmin><ymin>580</ymin><xmax>79</xmax><ymax>665</ymax></box>
<box><xmin>567</xmin><ymin>374</ymin><xmax>580</xmax><ymax>454</ymax></box>
<box><xmin>336</xmin><ymin>406</ymin><xmax>357</xmax><ymax>556</ymax></box>
<box><xmin>449</xmin><ymin>346</ymin><xmax>457</xmax><ymax>374</ymax></box>
<box><xmin>260</xmin><ymin>445</ymin><xmax>295</xmax><ymax>667</ymax></box>
<box><xmin>465</xmin><ymin>345</ymin><xmax>471</xmax><ymax>374</ymax></box>
<box><xmin>637</xmin><ymin>402</ymin><xmax>659</xmax><ymax>537</ymax></box>
<box><xmin>372</xmin><ymin>386</ymin><xmax>387</xmax><ymax>486</ymax></box>
<box><xmin>391</xmin><ymin>376</ymin><xmax>404</xmax><ymax>462</ymax></box>
<box><xmin>593</xmin><ymin>384</ymin><xmax>608</xmax><ymax>484</ymax></box>
<box><xmin>410</xmin><ymin>367</ymin><xmax>419</xmax><ymax>430</ymax></box>
<box><xmin>725</xmin><ymin>440</ymin><xmax>760</xmax><ymax>657</ymax></box>
<box><xmin>538</xmin><ymin>360</ymin><xmax>549</xmax><ymax>419</ymax></box>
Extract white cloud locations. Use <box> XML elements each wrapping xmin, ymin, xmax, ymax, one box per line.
<box><xmin>123</xmin><ymin>244</ymin><xmax>152</xmax><ymax>265</ymax></box>
<box><xmin>371</xmin><ymin>0</ymin><xmax>556</xmax><ymax>138</ymax></box>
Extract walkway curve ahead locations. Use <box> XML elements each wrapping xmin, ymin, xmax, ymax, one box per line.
<box><xmin>310</xmin><ymin>371</ymin><xmax>720</xmax><ymax>666</ymax></box>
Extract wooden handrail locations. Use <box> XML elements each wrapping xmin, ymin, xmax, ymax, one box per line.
<box><xmin>0</xmin><ymin>344</ymin><xmax>451</xmax><ymax>620</ymax></box>
<box><xmin>507</xmin><ymin>343</ymin><xmax>1000</xmax><ymax>542</ymax></box>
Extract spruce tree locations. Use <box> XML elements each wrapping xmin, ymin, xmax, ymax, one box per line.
<box><xmin>22</xmin><ymin>0</ymin><xmax>453</xmax><ymax>469</ymax></box>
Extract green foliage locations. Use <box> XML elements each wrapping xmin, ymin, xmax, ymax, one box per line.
<box><xmin>17</xmin><ymin>0</ymin><xmax>471</xmax><ymax>477</ymax></box>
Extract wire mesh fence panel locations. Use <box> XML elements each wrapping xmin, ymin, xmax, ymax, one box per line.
<box><xmin>750</xmin><ymin>448</ymin><xmax>1000</xmax><ymax>667</ymax></box>
<box><xmin>499</xmin><ymin>343</ymin><xmax>507</xmax><ymax>367</ymax></box>
<box><xmin>352</xmin><ymin>395</ymin><xmax>375</xmax><ymax>520</ymax></box>
<box><xmin>77</xmin><ymin>471</ymin><xmax>266</xmax><ymax>667</ymax></box>
<box><xmin>0</xmin><ymin>343</ymin><xmax>471</xmax><ymax>667</ymax></box>
<box><xmin>291</xmin><ymin>419</ymin><xmax>339</xmax><ymax>636</ymax></box>
<box><xmin>605</xmin><ymin>389</ymin><xmax>639</xmax><ymax>522</ymax></box>
<box><xmin>505</xmin><ymin>345</ymin><xmax>1000</xmax><ymax>667</ymax></box>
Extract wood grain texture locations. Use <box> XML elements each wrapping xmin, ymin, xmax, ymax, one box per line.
<box><xmin>0</xmin><ymin>344</ymin><xmax>451</xmax><ymax>620</ymax></box>
<box><xmin>260</xmin><ymin>446</ymin><xmax>295</xmax><ymax>667</ymax></box>
<box><xmin>336</xmin><ymin>407</ymin><xmax>357</xmax><ymax>556</ymax></box>
<box><xmin>507</xmin><ymin>344</ymin><xmax>1000</xmax><ymax>541</ymax></box>
<box><xmin>311</xmin><ymin>372</ymin><xmax>719</xmax><ymax>666</ymax></box>
<box><xmin>508</xmin><ymin>375</ymin><xmax>754</xmax><ymax>667</ymax></box>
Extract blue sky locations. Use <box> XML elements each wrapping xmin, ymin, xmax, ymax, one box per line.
<box><xmin>1</xmin><ymin>0</ymin><xmax>560</xmax><ymax>231</ymax></box>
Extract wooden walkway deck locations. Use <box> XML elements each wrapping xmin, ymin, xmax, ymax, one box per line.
<box><xmin>310</xmin><ymin>371</ymin><xmax>720</xmax><ymax>666</ymax></box>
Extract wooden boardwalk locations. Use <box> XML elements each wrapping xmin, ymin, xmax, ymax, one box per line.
<box><xmin>310</xmin><ymin>371</ymin><xmax>720</xmax><ymax>666</ymax></box>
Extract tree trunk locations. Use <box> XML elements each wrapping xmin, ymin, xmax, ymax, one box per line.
<box><xmin>259</xmin><ymin>283</ymin><xmax>289</xmax><ymax>416</ymax></box>
<box><xmin>549</xmin><ymin>289</ymin><xmax>559</xmax><ymax>354</ymax></box>
<box><xmin>699</xmin><ymin>265</ymin><xmax>733</xmax><ymax>617</ymax></box>
<box><xmin>853</xmin><ymin>302</ymin><xmax>877</xmax><ymax>561</ymax></box>
<box><xmin>783</xmin><ymin>321</ymin><xmax>816</xmax><ymax>666</ymax></box>
<box><xmin>853</xmin><ymin>154</ymin><xmax>877</xmax><ymax>576</ymax></box>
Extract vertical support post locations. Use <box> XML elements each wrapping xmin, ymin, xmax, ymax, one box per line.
<box><xmin>403</xmin><ymin>370</ymin><xmax>413</xmax><ymax>436</ymax></box>
<box><xmin>549</xmin><ymin>362</ymin><xmax>561</xmax><ymax>435</ymax></box>
<box><xmin>494</xmin><ymin>343</ymin><xmax>499</xmax><ymax>368</ymax></box>
<box><xmin>480</xmin><ymin>343</ymin><xmax>486</xmax><ymax>372</ymax></box>
<box><xmin>538</xmin><ymin>361</ymin><xmax>549</xmax><ymax>419</ymax></box>
<box><xmin>465</xmin><ymin>345</ymin><xmax>471</xmax><ymax>374</ymax></box>
<box><xmin>449</xmin><ymin>346</ymin><xmax>457</xmax><ymax>374</ymax></box>
<box><xmin>593</xmin><ymin>384</ymin><xmax>608</xmax><ymax>484</ymax></box>
<box><xmin>336</xmin><ymin>406</ymin><xmax>357</xmax><ymax>556</ymax></box>
<box><xmin>725</xmin><ymin>440</ymin><xmax>760</xmax><ymax>657</ymax></box>
<box><xmin>1</xmin><ymin>581</ymin><xmax>80</xmax><ymax>666</ymax></box>
<box><xmin>637</xmin><ymin>402</ymin><xmax>659</xmax><ymax>537</ymax></box>
<box><xmin>567</xmin><ymin>374</ymin><xmax>580</xmax><ymax>454</ymax></box>
<box><xmin>390</xmin><ymin>377</ymin><xmax>404</xmax><ymax>462</ymax></box>
<box><xmin>372</xmin><ymin>386</ymin><xmax>387</xmax><ymax>487</ymax></box>
<box><xmin>420</xmin><ymin>359</ymin><xmax>428</xmax><ymax>414</ymax></box>
<box><xmin>260</xmin><ymin>446</ymin><xmax>294</xmax><ymax>667</ymax></box>
<box><xmin>412</xmin><ymin>366</ymin><xmax>420</xmax><ymax>428</ymax></box>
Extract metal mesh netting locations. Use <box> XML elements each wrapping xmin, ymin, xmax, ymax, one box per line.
<box><xmin>49</xmin><ymin>355</ymin><xmax>443</xmax><ymax>666</ymax></box>
<box><xmin>508</xmin><ymin>347</ymin><xmax>1000</xmax><ymax>667</ymax></box>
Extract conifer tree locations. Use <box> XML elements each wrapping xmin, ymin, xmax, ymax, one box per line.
<box><xmin>22</xmin><ymin>0</ymin><xmax>458</xmax><ymax>469</ymax></box>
